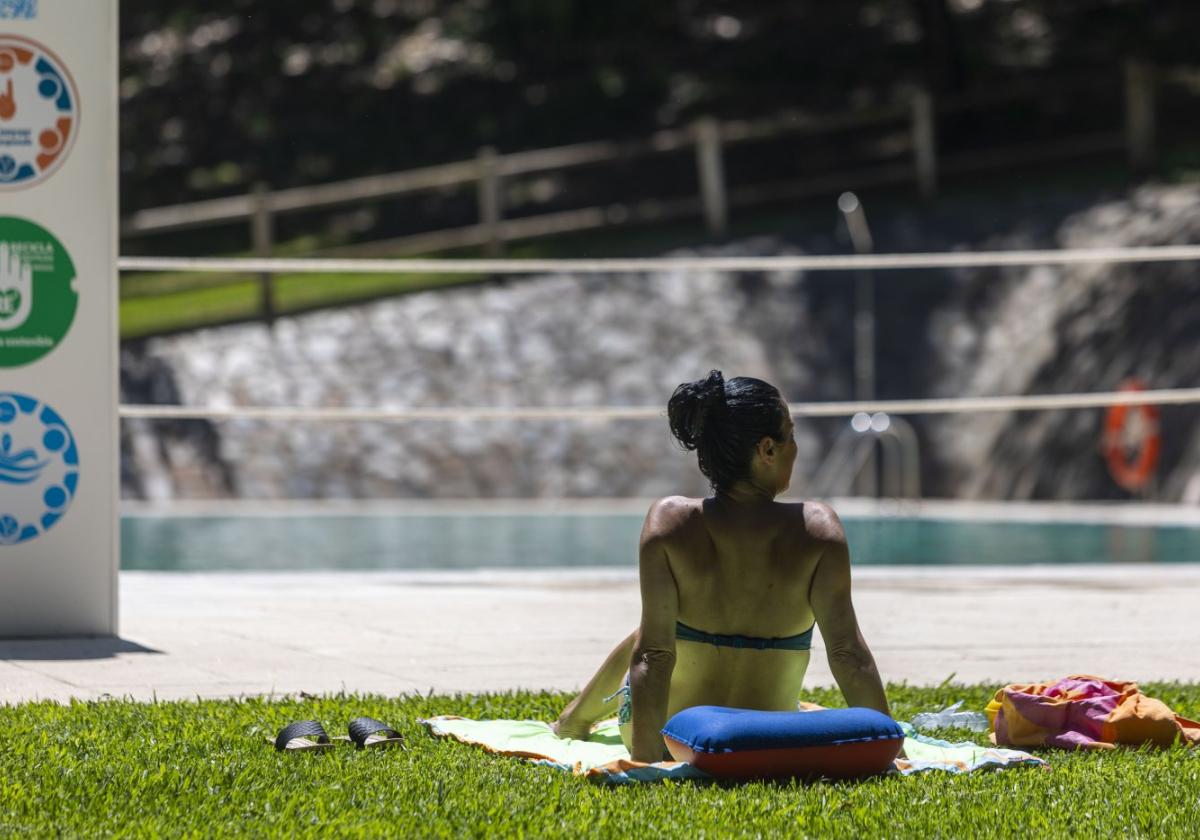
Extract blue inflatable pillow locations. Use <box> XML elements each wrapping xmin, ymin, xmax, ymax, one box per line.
<box><xmin>661</xmin><ymin>706</ymin><xmax>904</xmax><ymax>780</ymax></box>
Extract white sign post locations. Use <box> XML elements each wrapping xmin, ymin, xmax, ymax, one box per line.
<box><xmin>0</xmin><ymin>1</ymin><xmax>118</xmax><ymax>636</ymax></box>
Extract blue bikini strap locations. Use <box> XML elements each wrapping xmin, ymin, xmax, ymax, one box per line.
<box><xmin>675</xmin><ymin>620</ymin><xmax>814</xmax><ymax>651</ymax></box>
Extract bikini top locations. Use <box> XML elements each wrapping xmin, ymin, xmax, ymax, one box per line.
<box><xmin>675</xmin><ymin>620</ymin><xmax>814</xmax><ymax>651</ymax></box>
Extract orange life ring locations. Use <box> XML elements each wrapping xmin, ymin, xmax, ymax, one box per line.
<box><xmin>1103</xmin><ymin>380</ymin><xmax>1160</xmax><ymax>491</ymax></box>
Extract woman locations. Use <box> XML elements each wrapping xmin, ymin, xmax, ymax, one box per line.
<box><xmin>554</xmin><ymin>371</ymin><xmax>890</xmax><ymax>762</ymax></box>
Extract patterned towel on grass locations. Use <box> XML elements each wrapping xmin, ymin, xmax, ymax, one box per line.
<box><xmin>894</xmin><ymin>723</ymin><xmax>1047</xmax><ymax>774</ymax></box>
<box><xmin>422</xmin><ymin>716</ymin><xmax>1046</xmax><ymax>784</ymax></box>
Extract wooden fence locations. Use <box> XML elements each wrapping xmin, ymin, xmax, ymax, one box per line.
<box><xmin>120</xmin><ymin>59</ymin><xmax>1178</xmax><ymax>322</ymax></box>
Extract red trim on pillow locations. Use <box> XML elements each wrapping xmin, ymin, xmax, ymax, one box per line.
<box><xmin>664</xmin><ymin>736</ymin><xmax>902</xmax><ymax>780</ymax></box>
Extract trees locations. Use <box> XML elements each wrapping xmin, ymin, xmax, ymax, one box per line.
<box><xmin>118</xmin><ymin>0</ymin><xmax>1174</xmax><ymax>211</ymax></box>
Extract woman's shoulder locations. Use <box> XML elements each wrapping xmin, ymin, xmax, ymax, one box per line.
<box><xmin>774</xmin><ymin>500</ymin><xmax>847</xmax><ymax>546</ymax></box>
<box><xmin>642</xmin><ymin>496</ymin><xmax>703</xmax><ymax>541</ymax></box>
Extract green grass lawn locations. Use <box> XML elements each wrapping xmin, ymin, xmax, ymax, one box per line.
<box><xmin>116</xmin><ymin>213</ymin><xmax>755</xmax><ymax>340</ymax></box>
<box><xmin>119</xmin><ymin>269</ymin><xmax>486</xmax><ymax>339</ymax></box>
<box><xmin>2</xmin><ymin>683</ymin><xmax>1198</xmax><ymax>838</ymax></box>
<box><xmin>116</xmin><ymin>213</ymin><xmax>712</xmax><ymax>340</ymax></box>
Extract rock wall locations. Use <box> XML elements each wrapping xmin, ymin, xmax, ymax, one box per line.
<box><xmin>925</xmin><ymin>186</ymin><xmax>1200</xmax><ymax>502</ymax></box>
<box><xmin>121</xmin><ymin>239</ymin><xmax>837</xmax><ymax>500</ymax></box>
<box><xmin>120</xmin><ymin>187</ymin><xmax>1200</xmax><ymax>502</ymax></box>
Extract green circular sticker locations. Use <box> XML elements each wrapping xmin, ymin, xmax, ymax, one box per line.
<box><xmin>0</xmin><ymin>216</ymin><xmax>77</xmax><ymax>367</ymax></box>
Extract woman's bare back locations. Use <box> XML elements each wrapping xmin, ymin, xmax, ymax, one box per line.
<box><xmin>653</xmin><ymin>495</ymin><xmax>825</xmax><ymax>717</ymax></box>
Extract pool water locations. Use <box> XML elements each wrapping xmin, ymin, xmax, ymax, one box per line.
<box><xmin>120</xmin><ymin>513</ymin><xmax>1199</xmax><ymax>571</ymax></box>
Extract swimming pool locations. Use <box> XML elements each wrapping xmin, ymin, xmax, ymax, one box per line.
<box><xmin>120</xmin><ymin>509</ymin><xmax>1200</xmax><ymax>571</ymax></box>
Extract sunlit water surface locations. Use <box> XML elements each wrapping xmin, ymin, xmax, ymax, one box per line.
<box><xmin>120</xmin><ymin>513</ymin><xmax>1198</xmax><ymax>571</ymax></box>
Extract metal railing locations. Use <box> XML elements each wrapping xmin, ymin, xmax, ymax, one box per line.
<box><xmin>809</xmin><ymin>414</ymin><xmax>922</xmax><ymax>499</ymax></box>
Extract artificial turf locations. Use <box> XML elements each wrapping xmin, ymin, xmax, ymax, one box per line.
<box><xmin>2</xmin><ymin>683</ymin><xmax>1198</xmax><ymax>838</ymax></box>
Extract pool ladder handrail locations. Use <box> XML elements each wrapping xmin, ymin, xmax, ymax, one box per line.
<box><xmin>807</xmin><ymin>414</ymin><xmax>922</xmax><ymax>499</ymax></box>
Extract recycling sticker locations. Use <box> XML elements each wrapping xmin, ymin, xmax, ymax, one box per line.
<box><xmin>0</xmin><ymin>216</ymin><xmax>77</xmax><ymax>366</ymax></box>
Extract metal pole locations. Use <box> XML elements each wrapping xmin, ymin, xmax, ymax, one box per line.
<box><xmin>839</xmin><ymin>192</ymin><xmax>877</xmax><ymax>497</ymax></box>
<box><xmin>886</xmin><ymin>415</ymin><xmax>923</xmax><ymax>499</ymax></box>
<box><xmin>694</xmin><ymin>116</ymin><xmax>728</xmax><ymax>237</ymax></box>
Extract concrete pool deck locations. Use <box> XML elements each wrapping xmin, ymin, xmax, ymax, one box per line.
<box><xmin>3</xmin><ymin>564</ymin><xmax>1199</xmax><ymax>704</ymax></box>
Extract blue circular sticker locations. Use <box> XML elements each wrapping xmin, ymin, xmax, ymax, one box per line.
<box><xmin>0</xmin><ymin>392</ymin><xmax>78</xmax><ymax>545</ymax></box>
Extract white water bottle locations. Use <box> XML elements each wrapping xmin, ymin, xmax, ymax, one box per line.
<box><xmin>910</xmin><ymin>700</ymin><xmax>989</xmax><ymax>733</ymax></box>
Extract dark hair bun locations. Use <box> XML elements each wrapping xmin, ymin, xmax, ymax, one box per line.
<box><xmin>668</xmin><ymin>370</ymin><xmax>727</xmax><ymax>450</ymax></box>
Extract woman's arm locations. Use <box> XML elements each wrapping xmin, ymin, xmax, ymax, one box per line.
<box><xmin>806</xmin><ymin>504</ymin><xmax>890</xmax><ymax>716</ymax></box>
<box><xmin>628</xmin><ymin>504</ymin><xmax>680</xmax><ymax>762</ymax></box>
<box><xmin>553</xmin><ymin>630</ymin><xmax>637</xmax><ymax>740</ymax></box>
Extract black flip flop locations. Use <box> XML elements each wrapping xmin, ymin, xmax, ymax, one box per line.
<box><xmin>348</xmin><ymin>716</ymin><xmax>405</xmax><ymax>750</ymax></box>
<box><xmin>273</xmin><ymin>720</ymin><xmax>336</xmax><ymax>752</ymax></box>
